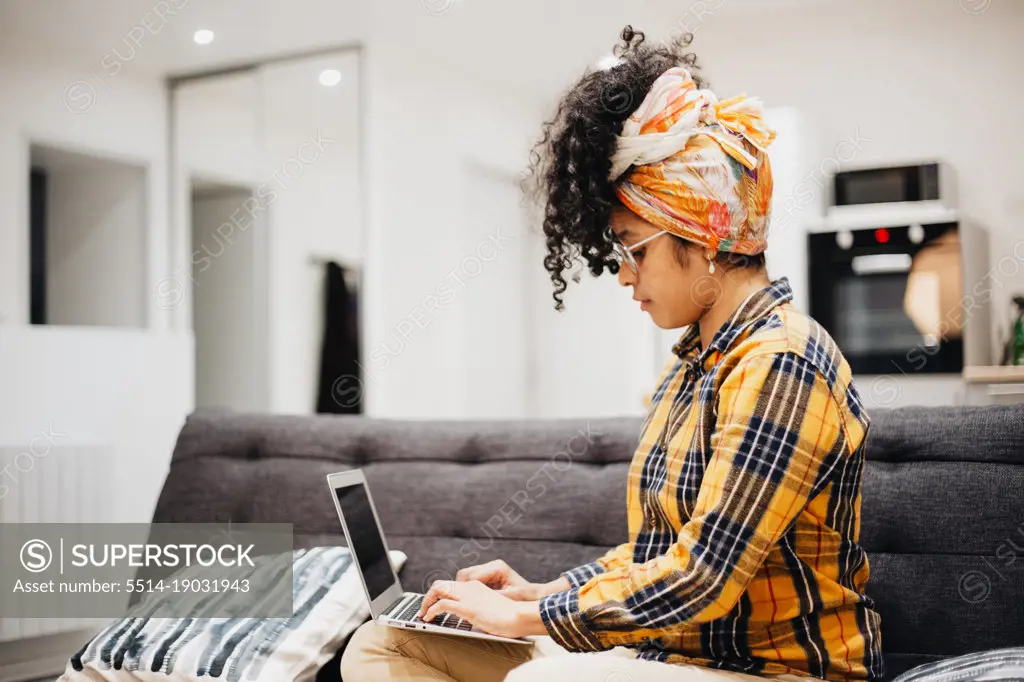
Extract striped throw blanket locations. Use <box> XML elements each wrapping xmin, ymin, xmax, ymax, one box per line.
<box><xmin>59</xmin><ymin>546</ymin><xmax>406</xmax><ymax>682</ymax></box>
<box><xmin>893</xmin><ymin>649</ymin><xmax>1024</xmax><ymax>682</ymax></box>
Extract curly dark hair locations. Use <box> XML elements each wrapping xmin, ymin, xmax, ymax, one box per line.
<box><xmin>523</xmin><ymin>25</ymin><xmax>763</xmax><ymax>311</ymax></box>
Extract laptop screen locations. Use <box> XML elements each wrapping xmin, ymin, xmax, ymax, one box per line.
<box><xmin>333</xmin><ymin>482</ymin><xmax>395</xmax><ymax>600</ymax></box>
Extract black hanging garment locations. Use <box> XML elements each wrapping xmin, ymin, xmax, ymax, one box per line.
<box><xmin>316</xmin><ymin>261</ymin><xmax>362</xmax><ymax>414</ymax></box>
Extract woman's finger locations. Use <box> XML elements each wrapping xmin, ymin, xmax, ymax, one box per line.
<box><xmin>416</xmin><ymin>585</ymin><xmax>439</xmax><ymax>618</ymax></box>
<box><xmin>456</xmin><ymin>561</ymin><xmax>502</xmax><ymax>585</ymax></box>
<box><xmin>422</xmin><ymin>598</ymin><xmax>463</xmax><ymax>623</ymax></box>
<box><xmin>455</xmin><ymin>565</ymin><xmax>481</xmax><ymax>581</ymax></box>
<box><xmin>417</xmin><ymin>580</ymin><xmax>457</xmax><ymax>618</ymax></box>
<box><xmin>500</xmin><ymin>585</ymin><xmax>527</xmax><ymax>600</ymax></box>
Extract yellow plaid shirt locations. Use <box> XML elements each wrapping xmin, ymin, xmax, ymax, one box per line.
<box><xmin>539</xmin><ymin>278</ymin><xmax>884</xmax><ymax>681</ymax></box>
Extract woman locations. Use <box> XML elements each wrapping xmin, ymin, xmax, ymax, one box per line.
<box><xmin>341</xmin><ymin>26</ymin><xmax>882</xmax><ymax>682</ymax></box>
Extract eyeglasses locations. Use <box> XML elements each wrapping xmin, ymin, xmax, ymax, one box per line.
<box><xmin>612</xmin><ymin>230</ymin><xmax>668</xmax><ymax>273</ymax></box>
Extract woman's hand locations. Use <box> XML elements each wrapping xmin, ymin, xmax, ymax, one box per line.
<box><xmin>453</xmin><ymin>559</ymin><xmax>529</xmax><ymax>591</ymax></box>
<box><xmin>415</xmin><ymin>579</ymin><xmax>548</xmax><ymax>639</ymax></box>
<box><xmin>454</xmin><ymin>560</ymin><xmax>571</xmax><ymax>601</ymax></box>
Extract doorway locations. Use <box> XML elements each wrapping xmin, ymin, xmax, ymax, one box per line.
<box><xmin>189</xmin><ymin>179</ymin><xmax>270</xmax><ymax>411</ymax></box>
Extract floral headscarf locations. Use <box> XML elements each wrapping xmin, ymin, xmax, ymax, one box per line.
<box><xmin>609</xmin><ymin>67</ymin><xmax>776</xmax><ymax>256</ymax></box>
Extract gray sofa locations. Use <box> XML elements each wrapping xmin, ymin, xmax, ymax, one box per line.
<box><xmin>151</xmin><ymin>404</ymin><xmax>1024</xmax><ymax>681</ymax></box>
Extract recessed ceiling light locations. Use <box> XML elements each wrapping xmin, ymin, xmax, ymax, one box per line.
<box><xmin>319</xmin><ymin>69</ymin><xmax>342</xmax><ymax>87</ymax></box>
<box><xmin>193</xmin><ymin>29</ymin><xmax>214</xmax><ymax>45</ymax></box>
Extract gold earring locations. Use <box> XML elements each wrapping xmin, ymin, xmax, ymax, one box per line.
<box><xmin>707</xmin><ymin>253</ymin><xmax>716</xmax><ymax>274</ymax></box>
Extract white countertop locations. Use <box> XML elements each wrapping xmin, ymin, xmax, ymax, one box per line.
<box><xmin>963</xmin><ymin>365</ymin><xmax>1024</xmax><ymax>384</ymax></box>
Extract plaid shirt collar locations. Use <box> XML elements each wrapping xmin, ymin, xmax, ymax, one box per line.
<box><xmin>671</xmin><ymin>277</ymin><xmax>794</xmax><ymax>371</ymax></box>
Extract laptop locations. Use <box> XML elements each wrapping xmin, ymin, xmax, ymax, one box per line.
<box><xmin>326</xmin><ymin>469</ymin><xmax>532</xmax><ymax>645</ymax></box>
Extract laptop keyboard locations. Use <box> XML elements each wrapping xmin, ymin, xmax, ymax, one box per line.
<box><xmin>391</xmin><ymin>594</ymin><xmax>474</xmax><ymax>632</ymax></box>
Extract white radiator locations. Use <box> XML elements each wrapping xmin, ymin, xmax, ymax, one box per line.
<box><xmin>0</xmin><ymin>441</ymin><xmax>111</xmax><ymax>643</ymax></box>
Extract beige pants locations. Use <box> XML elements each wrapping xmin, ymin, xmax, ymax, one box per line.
<box><xmin>339</xmin><ymin>621</ymin><xmax>820</xmax><ymax>682</ymax></box>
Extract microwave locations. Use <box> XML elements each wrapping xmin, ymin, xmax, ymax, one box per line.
<box><xmin>808</xmin><ymin>217</ymin><xmax>991</xmax><ymax>375</ymax></box>
<box><xmin>832</xmin><ymin>162</ymin><xmax>954</xmax><ymax>207</ymax></box>
<box><xmin>826</xmin><ymin>162</ymin><xmax>959</xmax><ymax>233</ymax></box>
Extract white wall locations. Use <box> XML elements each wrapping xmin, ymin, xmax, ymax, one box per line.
<box><xmin>0</xmin><ymin>51</ymin><xmax>192</xmax><ymax>648</ymax></box>
<box><xmin>360</xmin><ymin>34</ymin><xmax>544</xmax><ymax>418</ymax></box>
<box><xmin>192</xmin><ymin>187</ymin><xmax>269</xmax><ymax>412</ymax></box>
<box><xmin>691</xmin><ymin>0</ymin><xmax>1024</xmax><ymax>353</ymax></box>
<box><xmin>692</xmin><ymin>1</ymin><xmax>1024</xmax><ymax>408</ymax></box>
<box><xmin>0</xmin><ymin>49</ymin><xmax>189</xmax><ymax>457</ymax></box>
<box><xmin>0</xmin><ymin>48</ymin><xmax>171</xmax><ymax>330</ymax></box>
<box><xmin>359</xmin><ymin>0</ymin><xmax>1024</xmax><ymax>417</ymax></box>
<box><xmin>173</xmin><ymin>74</ymin><xmax>263</xmax><ymax>191</ymax></box>
<box><xmin>3</xmin><ymin>3</ymin><xmax>1018</xmax><ymax>432</ymax></box>
<box><xmin>359</xmin><ymin>23</ymin><xmax>819</xmax><ymax>418</ymax></box>
<box><xmin>0</xmin><ymin>47</ymin><xmax>192</xmax><ymax>525</ymax></box>
<box><xmin>458</xmin><ymin>163</ymin><xmax>532</xmax><ymax>418</ymax></box>
<box><xmin>171</xmin><ymin>70</ymin><xmax>264</xmax><ymax>335</ymax></box>
<box><xmin>260</xmin><ymin>54</ymin><xmax>362</xmax><ymax>414</ymax></box>
<box><xmin>525</xmin><ymin>244</ymin><xmax>664</xmax><ymax>419</ymax></box>
<box><xmin>171</xmin><ymin>52</ymin><xmax>361</xmax><ymax>415</ymax></box>
<box><xmin>44</xmin><ymin>159</ymin><xmax>147</xmax><ymax>327</ymax></box>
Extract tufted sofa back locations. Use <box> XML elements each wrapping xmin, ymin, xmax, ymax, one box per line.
<box><xmin>153</xmin><ymin>405</ymin><xmax>1024</xmax><ymax>680</ymax></box>
<box><xmin>153</xmin><ymin>410</ymin><xmax>637</xmax><ymax>589</ymax></box>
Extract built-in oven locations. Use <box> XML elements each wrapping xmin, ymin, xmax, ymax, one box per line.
<box><xmin>808</xmin><ymin>219</ymin><xmax>991</xmax><ymax>376</ymax></box>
